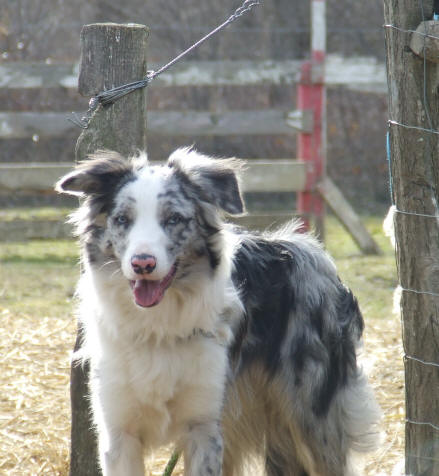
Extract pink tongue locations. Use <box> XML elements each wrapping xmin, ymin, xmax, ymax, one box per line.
<box><xmin>133</xmin><ymin>279</ymin><xmax>164</xmax><ymax>307</ymax></box>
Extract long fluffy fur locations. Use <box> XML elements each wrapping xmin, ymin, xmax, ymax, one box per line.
<box><xmin>57</xmin><ymin>148</ymin><xmax>381</xmax><ymax>476</ymax></box>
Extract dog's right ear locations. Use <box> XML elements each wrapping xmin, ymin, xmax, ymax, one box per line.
<box><xmin>56</xmin><ymin>150</ymin><xmax>135</xmax><ymax>196</ymax></box>
<box><xmin>168</xmin><ymin>148</ymin><xmax>245</xmax><ymax>215</ymax></box>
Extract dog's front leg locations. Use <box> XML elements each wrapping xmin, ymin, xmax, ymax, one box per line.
<box><xmin>100</xmin><ymin>431</ymin><xmax>144</xmax><ymax>476</ymax></box>
<box><xmin>183</xmin><ymin>421</ymin><xmax>224</xmax><ymax>476</ymax></box>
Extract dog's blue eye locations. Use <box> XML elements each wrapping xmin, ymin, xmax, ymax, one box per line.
<box><xmin>166</xmin><ymin>213</ymin><xmax>184</xmax><ymax>226</ymax></box>
<box><xmin>115</xmin><ymin>214</ymin><xmax>129</xmax><ymax>226</ymax></box>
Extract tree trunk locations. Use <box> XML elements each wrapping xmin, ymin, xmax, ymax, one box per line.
<box><xmin>384</xmin><ymin>1</ymin><xmax>439</xmax><ymax>475</ymax></box>
<box><xmin>70</xmin><ymin>23</ymin><xmax>149</xmax><ymax>476</ymax></box>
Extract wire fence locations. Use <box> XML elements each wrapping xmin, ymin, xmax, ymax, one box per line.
<box><xmin>385</xmin><ymin>0</ymin><xmax>439</xmax><ymax>467</ymax></box>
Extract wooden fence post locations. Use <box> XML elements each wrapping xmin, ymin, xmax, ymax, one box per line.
<box><xmin>384</xmin><ymin>1</ymin><xmax>439</xmax><ymax>474</ymax></box>
<box><xmin>70</xmin><ymin>23</ymin><xmax>149</xmax><ymax>476</ymax></box>
<box><xmin>296</xmin><ymin>0</ymin><xmax>326</xmax><ymax>238</ymax></box>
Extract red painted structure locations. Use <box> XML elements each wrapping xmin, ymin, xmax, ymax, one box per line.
<box><xmin>296</xmin><ymin>0</ymin><xmax>326</xmax><ymax>236</ymax></box>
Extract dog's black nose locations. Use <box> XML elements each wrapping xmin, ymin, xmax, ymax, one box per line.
<box><xmin>131</xmin><ymin>254</ymin><xmax>157</xmax><ymax>275</ymax></box>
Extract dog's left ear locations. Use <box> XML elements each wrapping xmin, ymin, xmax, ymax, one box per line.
<box><xmin>168</xmin><ymin>148</ymin><xmax>245</xmax><ymax>215</ymax></box>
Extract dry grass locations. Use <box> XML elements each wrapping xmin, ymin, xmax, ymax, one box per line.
<box><xmin>0</xmin><ymin>240</ymin><xmax>78</xmax><ymax>476</ymax></box>
<box><xmin>0</xmin><ymin>217</ymin><xmax>404</xmax><ymax>475</ymax></box>
<box><xmin>363</xmin><ymin>314</ymin><xmax>404</xmax><ymax>476</ymax></box>
<box><xmin>0</xmin><ymin>312</ymin><xmax>72</xmax><ymax>475</ymax></box>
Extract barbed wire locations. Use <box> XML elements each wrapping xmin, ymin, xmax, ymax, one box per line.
<box><xmin>385</xmin><ymin>0</ymin><xmax>439</xmax><ymax>439</ymax></box>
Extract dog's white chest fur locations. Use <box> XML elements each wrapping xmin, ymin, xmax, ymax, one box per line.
<box><xmin>79</xmin><ymin>266</ymin><xmax>234</xmax><ymax>450</ymax></box>
<box><xmin>98</xmin><ymin>332</ymin><xmax>227</xmax><ymax>447</ymax></box>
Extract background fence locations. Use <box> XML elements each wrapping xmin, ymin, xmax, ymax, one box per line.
<box><xmin>0</xmin><ymin>0</ymin><xmax>388</xmax><ymax>213</ymax></box>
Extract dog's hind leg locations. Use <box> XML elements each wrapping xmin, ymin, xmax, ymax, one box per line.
<box><xmin>264</xmin><ymin>423</ymin><xmax>311</xmax><ymax>476</ymax></box>
<box><xmin>265</xmin><ymin>446</ymin><xmax>308</xmax><ymax>476</ymax></box>
<box><xmin>183</xmin><ymin>420</ymin><xmax>224</xmax><ymax>476</ymax></box>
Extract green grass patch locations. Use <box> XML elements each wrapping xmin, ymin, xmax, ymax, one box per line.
<box><xmin>0</xmin><ymin>240</ymin><xmax>79</xmax><ymax>317</ymax></box>
<box><xmin>325</xmin><ymin>215</ymin><xmax>397</xmax><ymax>322</ymax></box>
<box><xmin>0</xmin><ymin>207</ymin><xmax>71</xmax><ymax>222</ymax></box>
<box><xmin>0</xmin><ymin>215</ymin><xmax>397</xmax><ymax>321</ymax></box>
<box><xmin>0</xmin><ymin>239</ymin><xmax>79</xmax><ymax>264</ymax></box>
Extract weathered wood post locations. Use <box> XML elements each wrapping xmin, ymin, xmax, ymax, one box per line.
<box><xmin>70</xmin><ymin>23</ymin><xmax>149</xmax><ymax>476</ymax></box>
<box><xmin>384</xmin><ymin>1</ymin><xmax>439</xmax><ymax>474</ymax></box>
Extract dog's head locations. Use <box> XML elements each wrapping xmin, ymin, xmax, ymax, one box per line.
<box><xmin>56</xmin><ymin>148</ymin><xmax>244</xmax><ymax>308</ymax></box>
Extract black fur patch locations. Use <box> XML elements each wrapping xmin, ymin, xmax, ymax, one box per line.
<box><xmin>196</xmin><ymin>208</ymin><xmax>221</xmax><ymax>270</ymax></box>
<box><xmin>230</xmin><ymin>236</ymin><xmax>297</xmax><ymax>371</ymax></box>
<box><xmin>312</xmin><ymin>285</ymin><xmax>363</xmax><ymax>416</ymax></box>
<box><xmin>231</xmin><ymin>233</ymin><xmax>364</xmax><ymax>418</ymax></box>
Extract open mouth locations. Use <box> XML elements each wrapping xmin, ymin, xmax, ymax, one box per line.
<box><xmin>129</xmin><ymin>264</ymin><xmax>177</xmax><ymax>308</ymax></box>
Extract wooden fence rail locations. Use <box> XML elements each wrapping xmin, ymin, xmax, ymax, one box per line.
<box><xmin>0</xmin><ymin>159</ymin><xmax>307</xmax><ymax>194</ymax></box>
<box><xmin>0</xmin><ymin>159</ymin><xmax>308</xmax><ymax>235</ymax></box>
<box><xmin>0</xmin><ymin>56</ymin><xmax>386</xmax><ymax>91</ymax></box>
<box><xmin>0</xmin><ymin>110</ymin><xmax>299</xmax><ymax>139</ymax></box>
<box><xmin>0</xmin><ymin>158</ymin><xmax>381</xmax><ymax>254</ymax></box>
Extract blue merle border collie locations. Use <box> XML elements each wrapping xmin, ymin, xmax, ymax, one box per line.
<box><xmin>56</xmin><ymin>148</ymin><xmax>381</xmax><ymax>476</ymax></box>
